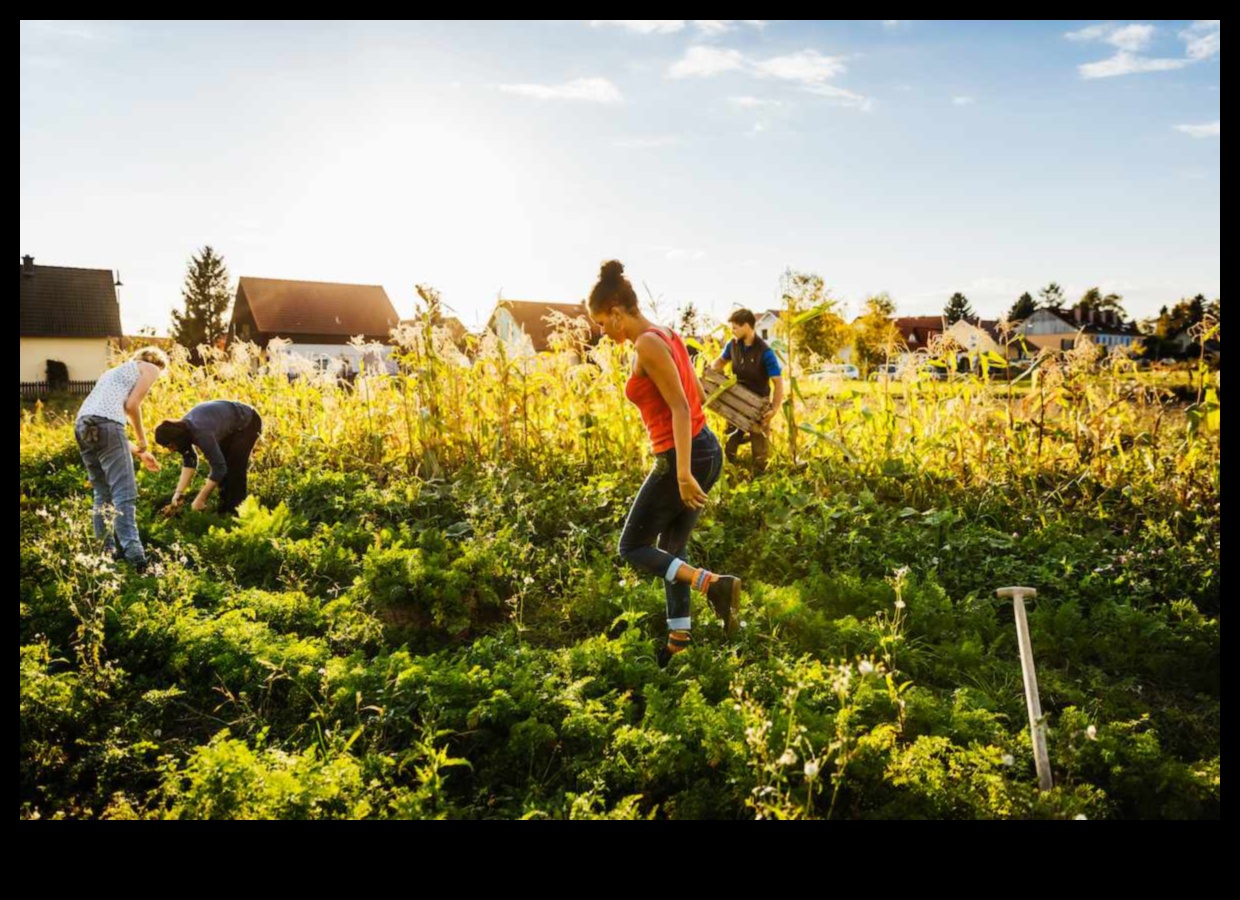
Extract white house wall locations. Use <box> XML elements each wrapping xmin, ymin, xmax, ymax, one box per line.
<box><xmin>20</xmin><ymin>337</ymin><xmax>111</xmax><ymax>382</ymax></box>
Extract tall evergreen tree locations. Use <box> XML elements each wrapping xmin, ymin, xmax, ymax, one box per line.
<box><xmin>1008</xmin><ymin>291</ymin><xmax>1037</xmax><ymax>322</ymax></box>
<box><xmin>170</xmin><ymin>246</ymin><xmax>232</xmax><ymax>360</ymax></box>
<box><xmin>943</xmin><ymin>292</ymin><xmax>975</xmax><ymax>325</ymax></box>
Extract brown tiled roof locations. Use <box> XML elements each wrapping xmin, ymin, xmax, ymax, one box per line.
<box><xmin>236</xmin><ymin>276</ymin><xmax>398</xmax><ymax>337</ymax></box>
<box><xmin>490</xmin><ymin>300</ymin><xmax>600</xmax><ymax>351</ymax></box>
<box><xmin>19</xmin><ymin>259</ymin><xmax>122</xmax><ymax>338</ymax></box>
<box><xmin>893</xmin><ymin>316</ymin><xmax>944</xmax><ymax>347</ymax></box>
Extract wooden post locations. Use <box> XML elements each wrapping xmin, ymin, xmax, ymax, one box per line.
<box><xmin>996</xmin><ymin>586</ymin><xmax>1053</xmax><ymax>791</ymax></box>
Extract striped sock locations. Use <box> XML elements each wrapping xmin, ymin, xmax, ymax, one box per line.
<box><xmin>666</xmin><ymin>629</ymin><xmax>693</xmax><ymax>655</ymax></box>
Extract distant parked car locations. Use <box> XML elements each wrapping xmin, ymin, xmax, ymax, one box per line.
<box><xmin>808</xmin><ymin>363</ymin><xmax>860</xmax><ymax>381</ymax></box>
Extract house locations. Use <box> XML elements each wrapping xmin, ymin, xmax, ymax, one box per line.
<box><xmin>892</xmin><ymin>316</ymin><xmax>944</xmax><ymax>352</ymax></box>
<box><xmin>486</xmin><ymin>300</ymin><xmax>600</xmax><ymax>356</ymax></box>
<box><xmin>20</xmin><ymin>255</ymin><xmax>122</xmax><ymax>386</ymax></box>
<box><xmin>229</xmin><ymin>276</ymin><xmax>400</xmax><ymax>373</ymax></box>
<box><xmin>1019</xmin><ymin>307</ymin><xmax>1142</xmax><ymax>354</ymax></box>
<box><xmin>754</xmin><ymin>309</ymin><xmax>784</xmax><ymax>342</ymax></box>
<box><xmin>439</xmin><ymin>316</ymin><xmax>469</xmax><ymax>347</ymax></box>
<box><xmin>946</xmin><ymin>318</ymin><xmax>1024</xmax><ymax>360</ymax></box>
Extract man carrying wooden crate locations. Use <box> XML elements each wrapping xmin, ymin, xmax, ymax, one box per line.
<box><xmin>711</xmin><ymin>309</ymin><xmax>784</xmax><ymax>474</ymax></box>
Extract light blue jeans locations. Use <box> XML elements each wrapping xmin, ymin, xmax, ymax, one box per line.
<box><xmin>74</xmin><ymin>416</ymin><xmax>145</xmax><ymax>564</ymax></box>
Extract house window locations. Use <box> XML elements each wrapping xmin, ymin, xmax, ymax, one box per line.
<box><xmin>1061</xmin><ymin>339</ymin><xmax>1075</xmax><ymax>351</ymax></box>
<box><xmin>761</xmin><ymin>329</ymin><xmax>768</xmax><ymax>339</ymax></box>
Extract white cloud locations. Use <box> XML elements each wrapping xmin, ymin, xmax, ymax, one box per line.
<box><xmin>803</xmin><ymin>83</ymin><xmax>874</xmax><ymax>111</ymax></box>
<box><xmin>668</xmin><ymin>45</ymin><xmax>746</xmax><ymax>78</ymax></box>
<box><xmin>1108</xmin><ymin>24</ymin><xmax>1156</xmax><ymax>52</ymax></box>
<box><xmin>1069</xmin><ymin>20</ymin><xmax>1220</xmax><ymax>78</ymax></box>
<box><xmin>754</xmin><ymin>49</ymin><xmax>848</xmax><ymax>83</ymax></box>
<box><xmin>1065</xmin><ymin>24</ymin><xmax>1113</xmax><ymax>43</ymax></box>
<box><xmin>1174</xmin><ymin>121</ymin><xmax>1220</xmax><ymax>138</ymax></box>
<box><xmin>670</xmin><ymin>46</ymin><xmax>870</xmax><ymax>110</ymax></box>
<box><xmin>589</xmin><ymin>20</ymin><xmax>766</xmax><ymax>36</ymax></box>
<box><xmin>1181</xmin><ymin>20</ymin><xmax>1220</xmax><ymax>60</ymax></box>
<box><xmin>665</xmin><ymin>248</ymin><xmax>707</xmax><ymax>261</ymax></box>
<box><xmin>952</xmin><ymin>96</ymin><xmax>975</xmax><ymax>106</ymax></box>
<box><xmin>1065</xmin><ymin>22</ymin><xmax>1154</xmax><ymax>51</ymax></box>
<box><xmin>881</xmin><ymin>20</ymin><xmax>906</xmax><ymax>29</ymax></box>
<box><xmin>1080</xmin><ymin>51</ymin><xmax>1189</xmax><ymax>79</ymax></box>
<box><xmin>694</xmin><ymin>20</ymin><xmax>734</xmax><ymax>36</ymax></box>
<box><xmin>589</xmin><ymin>20</ymin><xmax>686</xmax><ymax>35</ymax></box>
<box><xmin>499</xmin><ymin>77</ymin><xmax>623</xmax><ymax>104</ymax></box>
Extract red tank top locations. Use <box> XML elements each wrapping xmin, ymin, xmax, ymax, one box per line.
<box><xmin>624</xmin><ymin>327</ymin><xmax>707</xmax><ymax>453</ymax></box>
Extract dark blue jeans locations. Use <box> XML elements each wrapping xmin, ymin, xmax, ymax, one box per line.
<box><xmin>618</xmin><ymin>427</ymin><xmax>723</xmax><ymax>626</ymax></box>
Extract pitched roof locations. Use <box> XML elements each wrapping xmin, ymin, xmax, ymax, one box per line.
<box><xmin>19</xmin><ymin>258</ymin><xmax>122</xmax><ymax>338</ymax></box>
<box><xmin>489</xmin><ymin>300</ymin><xmax>600</xmax><ymax>351</ymax></box>
<box><xmin>952</xmin><ymin>317</ymin><xmax>1006</xmax><ymax>344</ymax></box>
<box><xmin>893</xmin><ymin>315</ymin><xmax>944</xmax><ymax>347</ymax></box>
<box><xmin>1032</xmin><ymin>307</ymin><xmax>1139</xmax><ymax>336</ymax></box>
<box><xmin>440</xmin><ymin>316</ymin><xmax>468</xmax><ymax>342</ymax></box>
<box><xmin>235</xmin><ymin>276</ymin><xmax>398</xmax><ymax>337</ymax></box>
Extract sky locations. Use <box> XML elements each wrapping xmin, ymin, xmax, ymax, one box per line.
<box><xmin>20</xmin><ymin>20</ymin><xmax>1220</xmax><ymax>333</ymax></box>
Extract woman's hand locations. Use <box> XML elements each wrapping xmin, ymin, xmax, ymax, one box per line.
<box><xmin>137</xmin><ymin>450</ymin><xmax>161</xmax><ymax>472</ymax></box>
<box><xmin>678</xmin><ymin>473</ymin><xmax>709</xmax><ymax>509</ymax></box>
<box><xmin>191</xmin><ymin>496</ymin><xmax>208</xmax><ymax>512</ymax></box>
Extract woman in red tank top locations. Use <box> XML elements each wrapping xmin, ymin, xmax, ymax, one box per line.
<box><xmin>588</xmin><ymin>260</ymin><xmax>742</xmax><ymax>668</ymax></box>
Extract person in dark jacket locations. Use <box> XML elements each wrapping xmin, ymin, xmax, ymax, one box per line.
<box><xmin>154</xmin><ymin>400</ymin><xmax>262</xmax><ymax>515</ymax></box>
<box><xmin>711</xmin><ymin>308</ymin><xmax>784</xmax><ymax>474</ymax></box>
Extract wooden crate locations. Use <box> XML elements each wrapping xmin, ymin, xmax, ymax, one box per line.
<box><xmin>701</xmin><ymin>368</ymin><xmax>770</xmax><ymax>433</ymax></box>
